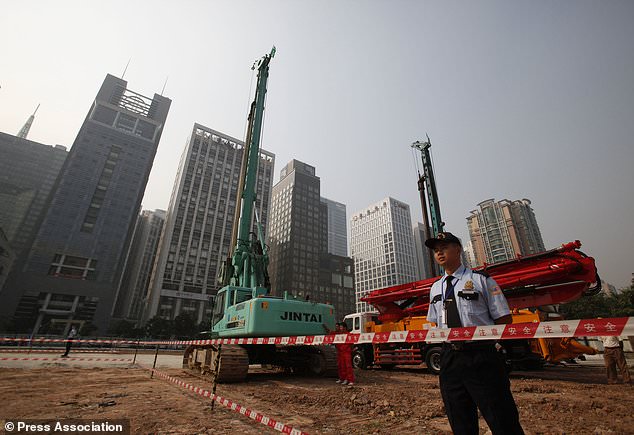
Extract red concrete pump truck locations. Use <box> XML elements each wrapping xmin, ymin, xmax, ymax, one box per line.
<box><xmin>345</xmin><ymin>137</ymin><xmax>600</xmax><ymax>373</ymax></box>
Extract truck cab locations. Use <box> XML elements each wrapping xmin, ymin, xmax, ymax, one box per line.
<box><xmin>343</xmin><ymin>312</ymin><xmax>378</xmax><ymax>334</ymax></box>
<box><xmin>342</xmin><ymin>311</ymin><xmax>443</xmax><ymax>374</ymax></box>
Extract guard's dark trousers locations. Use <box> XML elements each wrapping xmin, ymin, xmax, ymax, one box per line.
<box><xmin>440</xmin><ymin>347</ymin><xmax>524</xmax><ymax>435</ymax></box>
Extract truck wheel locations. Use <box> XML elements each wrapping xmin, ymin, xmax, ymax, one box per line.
<box><xmin>425</xmin><ymin>346</ymin><xmax>442</xmax><ymax>374</ymax></box>
<box><xmin>352</xmin><ymin>349</ymin><xmax>367</xmax><ymax>369</ymax></box>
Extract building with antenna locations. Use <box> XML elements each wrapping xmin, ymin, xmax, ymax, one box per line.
<box><xmin>16</xmin><ymin>104</ymin><xmax>40</xmax><ymax>139</ymax></box>
<box><xmin>0</xmin><ymin>132</ymin><xmax>67</xmax><ymax>260</ymax></box>
<box><xmin>0</xmin><ymin>73</ymin><xmax>171</xmax><ymax>335</ymax></box>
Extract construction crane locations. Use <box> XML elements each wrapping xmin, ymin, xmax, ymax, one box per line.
<box><xmin>411</xmin><ymin>136</ymin><xmax>443</xmax><ymax>277</ymax></box>
<box><xmin>182</xmin><ymin>48</ymin><xmax>337</xmax><ymax>382</ymax></box>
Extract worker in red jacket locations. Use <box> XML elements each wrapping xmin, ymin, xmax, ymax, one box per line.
<box><xmin>335</xmin><ymin>322</ymin><xmax>355</xmax><ymax>386</ymax></box>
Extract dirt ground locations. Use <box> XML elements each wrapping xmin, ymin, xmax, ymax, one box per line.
<box><xmin>1</xmin><ymin>358</ymin><xmax>633</xmax><ymax>435</ymax></box>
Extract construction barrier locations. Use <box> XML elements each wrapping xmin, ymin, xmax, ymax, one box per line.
<box><xmin>1</xmin><ymin>316</ymin><xmax>632</xmax><ymax>347</ymax></box>
<box><xmin>0</xmin><ymin>349</ymin><xmax>118</xmax><ymax>353</ymax></box>
<box><xmin>143</xmin><ymin>365</ymin><xmax>307</xmax><ymax>435</ymax></box>
<box><xmin>0</xmin><ymin>357</ymin><xmax>132</xmax><ymax>362</ymax></box>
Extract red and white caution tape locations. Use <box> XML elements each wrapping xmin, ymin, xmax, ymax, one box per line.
<box><xmin>168</xmin><ymin>316</ymin><xmax>634</xmax><ymax>346</ymax></box>
<box><xmin>0</xmin><ymin>357</ymin><xmax>132</xmax><ymax>362</ymax></box>
<box><xmin>145</xmin><ymin>366</ymin><xmax>307</xmax><ymax>435</ymax></box>
<box><xmin>2</xmin><ymin>316</ymin><xmax>632</xmax><ymax>347</ymax></box>
<box><xmin>0</xmin><ymin>349</ymin><xmax>118</xmax><ymax>353</ymax></box>
<box><xmin>0</xmin><ymin>338</ymin><xmax>139</xmax><ymax>344</ymax></box>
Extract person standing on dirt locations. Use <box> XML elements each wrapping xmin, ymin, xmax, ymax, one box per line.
<box><xmin>61</xmin><ymin>325</ymin><xmax>78</xmax><ymax>358</ymax></box>
<box><xmin>601</xmin><ymin>335</ymin><xmax>632</xmax><ymax>385</ymax></box>
<box><xmin>425</xmin><ymin>232</ymin><xmax>524</xmax><ymax>435</ymax></box>
<box><xmin>334</xmin><ymin>322</ymin><xmax>355</xmax><ymax>386</ymax></box>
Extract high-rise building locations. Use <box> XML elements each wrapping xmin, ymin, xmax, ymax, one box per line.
<box><xmin>412</xmin><ymin>222</ymin><xmax>434</xmax><ymax>280</ymax></box>
<box><xmin>1</xmin><ymin>74</ymin><xmax>171</xmax><ymax>335</ymax></box>
<box><xmin>467</xmin><ymin>198</ymin><xmax>545</xmax><ymax>265</ymax></box>
<box><xmin>507</xmin><ymin>199</ymin><xmax>545</xmax><ymax>257</ymax></box>
<box><xmin>463</xmin><ymin>239</ymin><xmax>478</xmax><ymax>268</ymax></box>
<box><xmin>0</xmin><ymin>132</ymin><xmax>67</xmax><ymax>258</ymax></box>
<box><xmin>268</xmin><ymin>160</ymin><xmax>355</xmax><ymax>317</ymax></box>
<box><xmin>0</xmin><ymin>229</ymin><xmax>15</xmax><ymax>293</ymax></box>
<box><xmin>268</xmin><ymin>160</ymin><xmax>323</xmax><ymax>296</ymax></box>
<box><xmin>144</xmin><ymin>124</ymin><xmax>274</xmax><ymax>324</ymax></box>
<box><xmin>112</xmin><ymin>209</ymin><xmax>165</xmax><ymax>322</ymax></box>
<box><xmin>350</xmin><ymin>197</ymin><xmax>418</xmax><ymax>313</ymax></box>
<box><xmin>318</xmin><ymin>253</ymin><xmax>355</xmax><ymax>318</ymax></box>
<box><xmin>320</xmin><ymin>197</ymin><xmax>348</xmax><ymax>257</ymax></box>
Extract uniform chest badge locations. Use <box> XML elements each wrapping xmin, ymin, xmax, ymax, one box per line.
<box><xmin>464</xmin><ymin>280</ymin><xmax>474</xmax><ymax>290</ymax></box>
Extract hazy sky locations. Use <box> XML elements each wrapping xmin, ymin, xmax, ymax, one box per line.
<box><xmin>1</xmin><ymin>1</ymin><xmax>633</xmax><ymax>288</ymax></box>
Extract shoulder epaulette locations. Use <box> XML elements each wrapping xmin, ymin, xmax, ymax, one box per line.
<box><xmin>473</xmin><ymin>270</ymin><xmax>491</xmax><ymax>278</ymax></box>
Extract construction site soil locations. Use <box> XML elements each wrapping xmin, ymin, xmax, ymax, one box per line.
<box><xmin>1</xmin><ymin>363</ymin><xmax>632</xmax><ymax>434</ymax></box>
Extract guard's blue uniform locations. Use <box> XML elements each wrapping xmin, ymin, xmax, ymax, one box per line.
<box><xmin>427</xmin><ymin>264</ymin><xmax>510</xmax><ymax>328</ymax></box>
<box><xmin>427</xmin><ymin>264</ymin><xmax>524</xmax><ymax>435</ymax></box>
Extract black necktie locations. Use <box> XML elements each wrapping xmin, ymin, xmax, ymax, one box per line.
<box><xmin>445</xmin><ymin>276</ymin><xmax>455</xmax><ymax>299</ymax></box>
<box><xmin>445</xmin><ymin>276</ymin><xmax>462</xmax><ymax>328</ymax></box>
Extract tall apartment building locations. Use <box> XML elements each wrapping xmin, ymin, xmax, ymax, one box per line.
<box><xmin>0</xmin><ymin>74</ymin><xmax>171</xmax><ymax>334</ymax></box>
<box><xmin>320</xmin><ymin>197</ymin><xmax>348</xmax><ymax>257</ymax></box>
<box><xmin>412</xmin><ymin>222</ymin><xmax>434</xmax><ymax>280</ymax></box>
<box><xmin>467</xmin><ymin>198</ymin><xmax>545</xmax><ymax>265</ymax></box>
<box><xmin>0</xmin><ymin>132</ymin><xmax>67</xmax><ymax>258</ymax></box>
<box><xmin>144</xmin><ymin>124</ymin><xmax>274</xmax><ymax>324</ymax></box>
<box><xmin>350</xmin><ymin>197</ymin><xmax>418</xmax><ymax>313</ymax></box>
<box><xmin>112</xmin><ymin>209</ymin><xmax>165</xmax><ymax>322</ymax></box>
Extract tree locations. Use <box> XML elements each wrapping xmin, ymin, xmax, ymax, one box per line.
<box><xmin>560</xmin><ymin>286</ymin><xmax>634</xmax><ymax>319</ymax></box>
<box><xmin>145</xmin><ymin>317</ymin><xmax>173</xmax><ymax>338</ymax></box>
<box><xmin>173</xmin><ymin>313</ymin><xmax>198</xmax><ymax>338</ymax></box>
<box><xmin>109</xmin><ymin>319</ymin><xmax>144</xmax><ymax>338</ymax></box>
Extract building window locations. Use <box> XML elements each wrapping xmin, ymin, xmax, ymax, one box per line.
<box><xmin>48</xmin><ymin>254</ymin><xmax>98</xmax><ymax>280</ymax></box>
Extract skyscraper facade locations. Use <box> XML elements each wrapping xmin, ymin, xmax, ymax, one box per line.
<box><xmin>144</xmin><ymin>124</ymin><xmax>274</xmax><ymax>324</ymax></box>
<box><xmin>268</xmin><ymin>160</ymin><xmax>322</xmax><ymax>296</ymax></box>
<box><xmin>268</xmin><ymin>160</ymin><xmax>355</xmax><ymax>318</ymax></box>
<box><xmin>318</xmin><ymin>253</ymin><xmax>355</xmax><ymax>318</ymax></box>
<box><xmin>350</xmin><ymin>197</ymin><xmax>418</xmax><ymax>313</ymax></box>
<box><xmin>467</xmin><ymin>198</ymin><xmax>545</xmax><ymax>265</ymax></box>
<box><xmin>113</xmin><ymin>209</ymin><xmax>166</xmax><ymax>322</ymax></box>
<box><xmin>0</xmin><ymin>132</ymin><xmax>67</xmax><ymax>258</ymax></box>
<box><xmin>0</xmin><ymin>229</ymin><xmax>15</xmax><ymax>293</ymax></box>
<box><xmin>508</xmin><ymin>199</ymin><xmax>545</xmax><ymax>257</ymax></box>
<box><xmin>320</xmin><ymin>197</ymin><xmax>348</xmax><ymax>257</ymax></box>
<box><xmin>412</xmin><ymin>222</ymin><xmax>434</xmax><ymax>280</ymax></box>
<box><xmin>1</xmin><ymin>74</ymin><xmax>171</xmax><ymax>334</ymax></box>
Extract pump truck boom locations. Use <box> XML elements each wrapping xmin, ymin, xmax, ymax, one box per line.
<box><xmin>183</xmin><ymin>48</ymin><xmax>337</xmax><ymax>382</ymax></box>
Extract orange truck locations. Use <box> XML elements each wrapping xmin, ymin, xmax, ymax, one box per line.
<box><xmin>344</xmin><ymin>309</ymin><xmax>596</xmax><ymax>374</ymax></box>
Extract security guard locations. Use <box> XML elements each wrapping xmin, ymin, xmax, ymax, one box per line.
<box><xmin>426</xmin><ymin>232</ymin><xmax>524</xmax><ymax>435</ymax></box>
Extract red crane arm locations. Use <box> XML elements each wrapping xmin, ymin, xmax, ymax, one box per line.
<box><xmin>360</xmin><ymin>241</ymin><xmax>599</xmax><ymax>323</ymax></box>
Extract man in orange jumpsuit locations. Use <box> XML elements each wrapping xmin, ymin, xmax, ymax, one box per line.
<box><xmin>335</xmin><ymin>322</ymin><xmax>355</xmax><ymax>386</ymax></box>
